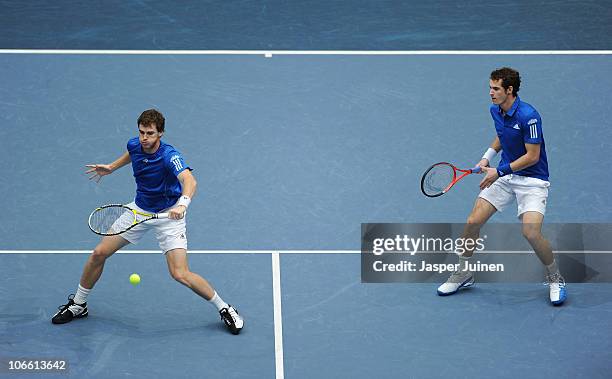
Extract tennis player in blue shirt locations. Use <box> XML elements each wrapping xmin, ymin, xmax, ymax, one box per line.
<box><xmin>437</xmin><ymin>68</ymin><xmax>567</xmax><ymax>305</ymax></box>
<box><xmin>52</xmin><ymin>109</ymin><xmax>244</xmax><ymax>333</ymax></box>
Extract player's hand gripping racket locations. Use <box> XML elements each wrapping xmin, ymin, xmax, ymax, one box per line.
<box><xmin>420</xmin><ymin>162</ymin><xmax>482</xmax><ymax>197</ymax></box>
<box><xmin>88</xmin><ymin>204</ymin><xmax>169</xmax><ymax>236</ymax></box>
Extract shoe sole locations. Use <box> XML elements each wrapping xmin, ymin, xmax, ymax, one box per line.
<box><xmin>551</xmin><ymin>295</ymin><xmax>567</xmax><ymax>306</ymax></box>
<box><xmin>222</xmin><ymin>319</ymin><xmax>243</xmax><ymax>335</ymax></box>
<box><xmin>51</xmin><ymin>310</ymin><xmax>88</xmax><ymax>324</ymax></box>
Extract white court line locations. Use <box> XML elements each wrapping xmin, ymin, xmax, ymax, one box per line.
<box><xmin>363</xmin><ymin>250</ymin><xmax>612</xmax><ymax>254</ymax></box>
<box><xmin>271</xmin><ymin>252</ymin><xmax>285</xmax><ymax>379</ymax></box>
<box><xmin>0</xmin><ymin>250</ymin><xmax>610</xmax><ymax>254</ymax></box>
<box><xmin>0</xmin><ymin>250</ymin><xmax>358</xmax><ymax>254</ymax></box>
<box><xmin>1</xmin><ymin>49</ymin><xmax>612</xmax><ymax>55</ymax></box>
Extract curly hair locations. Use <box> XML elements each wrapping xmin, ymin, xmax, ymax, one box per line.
<box><xmin>490</xmin><ymin>67</ymin><xmax>521</xmax><ymax>96</ymax></box>
<box><xmin>137</xmin><ymin>109</ymin><xmax>165</xmax><ymax>133</ymax></box>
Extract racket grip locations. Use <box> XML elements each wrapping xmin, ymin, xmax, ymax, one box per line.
<box><xmin>157</xmin><ymin>212</ymin><xmax>169</xmax><ymax>219</ymax></box>
<box><xmin>470</xmin><ymin>166</ymin><xmax>482</xmax><ymax>174</ymax></box>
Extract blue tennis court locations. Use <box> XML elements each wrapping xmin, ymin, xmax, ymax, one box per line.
<box><xmin>2</xmin><ymin>2</ymin><xmax>612</xmax><ymax>378</ymax></box>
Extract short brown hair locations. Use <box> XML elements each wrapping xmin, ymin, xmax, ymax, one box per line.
<box><xmin>137</xmin><ymin>109</ymin><xmax>165</xmax><ymax>132</ymax></box>
<box><xmin>490</xmin><ymin>67</ymin><xmax>521</xmax><ymax>96</ymax></box>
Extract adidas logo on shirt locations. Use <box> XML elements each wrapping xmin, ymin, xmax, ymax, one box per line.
<box><xmin>512</xmin><ymin>124</ymin><xmax>520</xmax><ymax>130</ymax></box>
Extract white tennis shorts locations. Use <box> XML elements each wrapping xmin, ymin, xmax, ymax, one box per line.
<box><xmin>120</xmin><ymin>201</ymin><xmax>188</xmax><ymax>253</ymax></box>
<box><xmin>478</xmin><ymin>174</ymin><xmax>550</xmax><ymax>217</ymax></box>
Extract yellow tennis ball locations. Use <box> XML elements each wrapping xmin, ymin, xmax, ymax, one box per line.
<box><xmin>129</xmin><ymin>273</ymin><xmax>141</xmax><ymax>285</ymax></box>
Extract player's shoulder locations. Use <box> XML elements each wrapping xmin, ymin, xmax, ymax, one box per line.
<box><xmin>127</xmin><ymin>137</ymin><xmax>140</xmax><ymax>151</ymax></box>
<box><xmin>159</xmin><ymin>141</ymin><xmax>182</xmax><ymax>159</ymax></box>
<box><xmin>516</xmin><ymin>99</ymin><xmax>541</xmax><ymax>121</ymax></box>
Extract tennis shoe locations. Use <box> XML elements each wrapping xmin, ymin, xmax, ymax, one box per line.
<box><xmin>220</xmin><ymin>305</ymin><xmax>243</xmax><ymax>335</ymax></box>
<box><xmin>51</xmin><ymin>294</ymin><xmax>88</xmax><ymax>324</ymax></box>
<box><xmin>437</xmin><ymin>270</ymin><xmax>475</xmax><ymax>296</ymax></box>
<box><xmin>545</xmin><ymin>273</ymin><xmax>567</xmax><ymax>305</ymax></box>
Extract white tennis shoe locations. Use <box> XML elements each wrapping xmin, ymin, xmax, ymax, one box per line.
<box><xmin>220</xmin><ymin>305</ymin><xmax>244</xmax><ymax>335</ymax></box>
<box><xmin>437</xmin><ymin>270</ymin><xmax>475</xmax><ymax>296</ymax></box>
<box><xmin>546</xmin><ymin>273</ymin><xmax>567</xmax><ymax>305</ymax></box>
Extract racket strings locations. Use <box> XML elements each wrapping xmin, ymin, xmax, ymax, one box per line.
<box><xmin>89</xmin><ymin>207</ymin><xmax>135</xmax><ymax>234</ymax></box>
<box><xmin>423</xmin><ymin>164</ymin><xmax>455</xmax><ymax>196</ymax></box>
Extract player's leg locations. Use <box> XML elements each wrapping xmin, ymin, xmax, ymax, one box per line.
<box><xmin>165</xmin><ymin>249</ymin><xmax>244</xmax><ymax>334</ymax></box>
<box><xmin>516</xmin><ymin>177</ymin><xmax>565</xmax><ymax>305</ymax></box>
<box><xmin>165</xmin><ymin>248</ymin><xmax>215</xmax><ymax>300</ymax></box>
<box><xmin>156</xmin><ymin>217</ymin><xmax>217</xmax><ymax>300</ymax></box>
<box><xmin>460</xmin><ymin>198</ymin><xmax>498</xmax><ymax>257</ymax></box>
<box><xmin>521</xmin><ymin>213</ymin><xmax>566</xmax><ymax>305</ymax></box>
<box><xmin>80</xmin><ymin>235</ymin><xmax>131</xmax><ymax>289</ymax></box>
<box><xmin>52</xmin><ymin>235</ymin><xmax>130</xmax><ymax>324</ymax></box>
<box><xmin>157</xmin><ymin>212</ymin><xmax>243</xmax><ymax>334</ymax></box>
<box><xmin>437</xmin><ymin>176</ymin><xmax>516</xmax><ymax>296</ymax></box>
<box><xmin>521</xmin><ymin>211</ymin><xmax>553</xmax><ymax>265</ymax></box>
<box><xmin>437</xmin><ymin>198</ymin><xmax>497</xmax><ymax>296</ymax></box>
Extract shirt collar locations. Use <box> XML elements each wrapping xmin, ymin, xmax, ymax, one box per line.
<box><xmin>498</xmin><ymin>96</ymin><xmax>520</xmax><ymax>117</ymax></box>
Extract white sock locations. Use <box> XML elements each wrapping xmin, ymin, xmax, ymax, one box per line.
<box><xmin>209</xmin><ymin>291</ymin><xmax>229</xmax><ymax>311</ymax></box>
<box><xmin>546</xmin><ymin>259</ymin><xmax>560</xmax><ymax>276</ymax></box>
<box><xmin>73</xmin><ymin>284</ymin><xmax>91</xmax><ymax>305</ymax></box>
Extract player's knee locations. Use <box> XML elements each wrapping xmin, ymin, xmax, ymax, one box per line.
<box><xmin>466</xmin><ymin>215</ymin><xmax>484</xmax><ymax>229</ymax></box>
<box><xmin>170</xmin><ymin>269</ymin><xmax>191</xmax><ymax>286</ymax></box>
<box><xmin>522</xmin><ymin>226</ymin><xmax>541</xmax><ymax>242</ymax></box>
<box><xmin>91</xmin><ymin>247</ymin><xmax>111</xmax><ymax>261</ymax></box>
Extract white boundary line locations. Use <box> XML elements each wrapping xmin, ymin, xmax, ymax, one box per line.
<box><xmin>1</xmin><ymin>49</ymin><xmax>612</xmax><ymax>55</ymax></box>
<box><xmin>271</xmin><ymin>252</ymin><xmax>285</xmax><ymax>379</ymax></box>
<box><xmin>0</xmin><ymin>250</ymin><xmax>357</xmax><ymax>254</ymax></box>
<box><xmin>0</xmin><ymin>250</ymin><xmax>610</xmax><ymax>254</ymax></box>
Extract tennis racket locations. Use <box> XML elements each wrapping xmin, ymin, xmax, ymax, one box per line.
<box><xmin>420</xmin><ymin>162</ymin><xmax>482</xmax><ymax>197</ymax></box>
<box><xmin>88</xmin><ymin>204</ymin><xmax>168</xmax><ymax>236</ymax></box>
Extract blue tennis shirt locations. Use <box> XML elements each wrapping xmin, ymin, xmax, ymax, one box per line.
<box><xmin>127</xmin><ymin>137</ymin><xmax>191</xmax><ymax>212</ymax></box>
<box><xmin>490</xmin><ymin>96</ymin><xmax>549</xmax><ymax>181</ymax></box>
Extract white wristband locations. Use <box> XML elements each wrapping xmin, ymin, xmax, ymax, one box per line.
<box><xmin>482</xmin><ymin>148</ymin><xmax>497</xmax><ymax>162</ymax></box>
<box><xmin>177</xmin><ymin>195</ymin><xmax>191</xmax><ymax>208</ymax></box>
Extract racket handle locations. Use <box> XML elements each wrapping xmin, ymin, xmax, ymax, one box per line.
<box><xmin>157</xmin><ymin>212</ymin><xmax>169</xmax><ymax>219</ymax></box>
<box><xmin>470</xmin><ymin>166</ymin><xmax>482</xmax><ymax>174</ymax></box>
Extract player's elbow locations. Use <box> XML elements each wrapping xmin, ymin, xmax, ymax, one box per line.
<box><xmin>181</xmin><ymin>171</ymin><xmax>197</xmax><ymax>191</ymax></box>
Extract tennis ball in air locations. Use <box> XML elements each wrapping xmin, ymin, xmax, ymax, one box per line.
<box><xmin>129</xmin><ymin>273</ymin><xmax>141</xmax><ymax>285</ymax></box>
